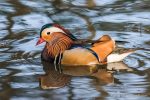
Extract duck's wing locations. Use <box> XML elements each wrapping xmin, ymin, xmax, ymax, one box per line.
<box><xmin>90</xmin><ymin>35</ymin><xmax>138</xmax><ymax>63</ymax></box>
<box><xmin>91</xmin><ymin>35</ymin><xmax>116</xmax><ymax>62</ymax></box>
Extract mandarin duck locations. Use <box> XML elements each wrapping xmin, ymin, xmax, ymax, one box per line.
<box><xmin>36</xmin><ymin>23</ymin><xmax>136</xmax><ymax>66</ymax></box>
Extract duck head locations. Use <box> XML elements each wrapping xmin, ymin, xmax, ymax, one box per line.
<box><xmin>36</xmin><ymin>23</ymin><xmax>76</xmax><ymax>45</ymax></box>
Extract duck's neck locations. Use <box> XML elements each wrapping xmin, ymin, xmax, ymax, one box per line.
<box><xmin>42</xmin><ymin>33</ymin><xmax>73</xmax><ymax>61</ymax></box>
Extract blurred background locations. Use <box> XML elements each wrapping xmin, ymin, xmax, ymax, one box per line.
<box><xmin>0</xmin><ymin>0</ymin><xmax>150</xmax><ymax>100</ymax></box>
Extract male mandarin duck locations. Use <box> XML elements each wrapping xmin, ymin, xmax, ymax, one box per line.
<box><xmin>36</xmin><ymin>23</ymin><xmax>135</xmax><ymax>66</ymax></box>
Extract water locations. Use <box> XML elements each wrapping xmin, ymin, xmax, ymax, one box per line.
<box><xmin>0</xmin><ymin>0</ymin><xmax>150</xmax><ymax>100</ymax></box>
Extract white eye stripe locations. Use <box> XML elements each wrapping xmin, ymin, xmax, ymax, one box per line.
<box><xmin>47</xmin><ymin>27</ymin><xmax>66</xmax><ymax>34</ymax></box>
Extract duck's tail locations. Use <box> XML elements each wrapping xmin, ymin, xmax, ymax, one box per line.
<box><xmin>107</xmin><ymin>50</ymin><xmax>135</xmax><ymax>63</ymax></box>
<box><xmin>107</xmin><ymin>47</ymin><xmax>146</xmax><ymax>63</ymax></box>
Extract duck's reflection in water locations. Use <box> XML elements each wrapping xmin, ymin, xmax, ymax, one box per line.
<box><xmin>39</xmin><ymin>60</ymin><xmax>133</xmax><ymax>89</ymax></box>
<box><xmin>39</xmin><ymin>61</ymin><xmax>71</xmax><ymax>89</ymax></box>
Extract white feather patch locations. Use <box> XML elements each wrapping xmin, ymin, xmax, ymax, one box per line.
<box><xmin>107</xmin><ymin>52</ymin><xmax>133</xmax><ymax>63</ymax></box>
<box><xmin>47</xmin><ymin>27</ymin><xmax>66</xmax><ymax>34</ymax></box>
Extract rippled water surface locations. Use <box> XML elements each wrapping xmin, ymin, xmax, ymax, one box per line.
<box><xmin>0</xmin><ymin>0</ymin><xmax>150</xmax><ymax>100</ymax></box>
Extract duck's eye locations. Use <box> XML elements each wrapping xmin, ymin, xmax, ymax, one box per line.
<box><xmin>47</xmin><ymin>32</ymin><xmax>50</xmax><ymax>35</ymax></box>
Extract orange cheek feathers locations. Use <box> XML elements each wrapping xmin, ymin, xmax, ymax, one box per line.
<box><xmin>42</xmin><ymin>33</ymin><xmax>52</xmax><ymax>42</ymax></box>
